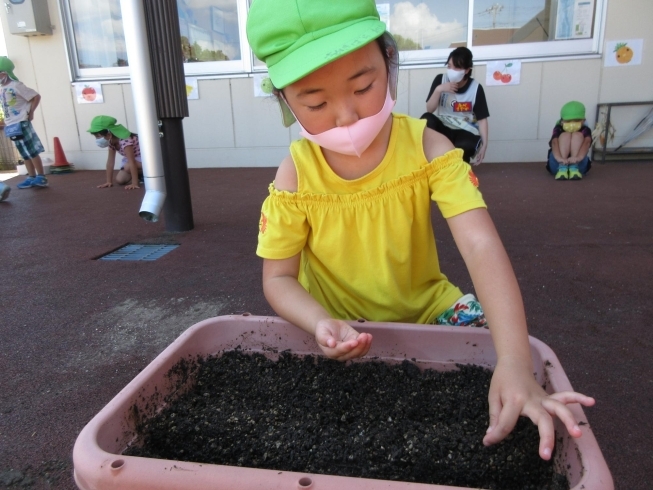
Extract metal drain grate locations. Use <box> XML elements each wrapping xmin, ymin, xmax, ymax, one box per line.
<box><xmin>98</xmin><ymin>244</ymin><xmax>179</xmax><ymax>261</ymax></box>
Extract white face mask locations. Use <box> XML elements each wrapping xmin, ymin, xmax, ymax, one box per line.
<box><xmin>95</xmin><ymin>137</ymin><xmax>110</xmax><ymax>148</ymax></box>
<box><xmin>446</xmin><ymin>68</ymin><xmax>466</xmax><ymax>83</ymax></box>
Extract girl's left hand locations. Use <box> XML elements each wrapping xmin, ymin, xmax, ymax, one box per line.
<box><xmin>474</xmin><ymin>143</ymin><xmax>487</xmax><ymax>166</ymax></box>
<box><xmin>483</xmin><ymin>356</ymin><xmax>595</xmax><ymax>460</ymax></box>
<box><xmin>124</xmin><ymin>183</ymin><xmax>140</xmax><ymax>190</ymax></box>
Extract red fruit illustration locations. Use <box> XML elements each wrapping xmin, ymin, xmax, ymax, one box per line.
<box><xmin>468</xmin><ymin>170</ymin><xmax>479</xmax><ymax>187</ymax></box>
<box><xmin>82</xmin><ymin>86</ymin><xmax>96</xmax><ymax>101</ymax></box>
<box><xmin>494</xmin><ymin>62</ymin><xmax>514</xmax><ymax>84</ymax></box>
<box><xmin>259</xmin><ymin>212</ymin><xmax>268</xmax><ymax>234</ymax></box>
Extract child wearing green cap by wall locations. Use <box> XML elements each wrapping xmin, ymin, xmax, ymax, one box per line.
<box><xmin>547</xmin><ymin>101</ymin><xmax>592</xmax><ymax>180</ymax></box>
<box><xmin>0</xmin><ymin>56</ymin><xmax>48</xmax><ymax>190</ymax></box>
<box><xmin>247</xmin><ymin>0</ymin><xmax>593</xmax><ymax>462</ymax></box>
<box><xmin>88</xmin><ymin>115</ymin><xmax>142</xmax><ymax>190</ymax></box>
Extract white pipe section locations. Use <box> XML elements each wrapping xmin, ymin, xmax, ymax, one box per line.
<box><xmin>119</xmin><ymin>0</ymin><xmax>166</xmax><ymax>222</ymax></box>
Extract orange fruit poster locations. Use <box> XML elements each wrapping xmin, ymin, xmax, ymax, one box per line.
<box><xmin>604</xmin><ymin>39</ymin><xmax>643</xmax><ymax>67</ymax></box>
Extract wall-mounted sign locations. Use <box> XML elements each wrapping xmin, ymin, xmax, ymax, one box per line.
<box><xmin>486</xmin><ymin>60</ymin><xmax>521</xmax><ymax>86</ymax></box>
<box><xmin>253</xmin><ymin>73</ymin><xmax>274</xmax><ymax>98</ymax></box>
<box><xmin>74</xmin><ymin>82</ymin><xmax>104</xmax><ymax>104</ymax></box>
<box><xmin>185</xmin><ymin>77</ymin><xmax>199</xmax><ymax>99</ymax></box>
<box><xmin>604</xmin><ymin>39</ymin><xmax>643</xmax><ymax>67</ymax></box>
<box><xmin>555</xmin><ymin>0</ymin><xmax>594</xmax><ymax>40</ymax></box>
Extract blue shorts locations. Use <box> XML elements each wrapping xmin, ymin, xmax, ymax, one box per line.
<box><xmin>546</xmin><ymin>151</ymin><xmax>591</xmax><ymax>175</ymax></box>
<box><xmin>12</xmin><ymin>121</ymin><xmax>44</xmax><ymax>160</ymax></box>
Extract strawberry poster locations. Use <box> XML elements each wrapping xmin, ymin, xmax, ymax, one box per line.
<box><xmin>74</xmin><ymin>82</ymin><xmax>104</xmax><ymax>104</ymax></box>
<box><xmin>485</xmin><ymin>60</ymin><xmax>521</xmax><ymax>86</ymax></box>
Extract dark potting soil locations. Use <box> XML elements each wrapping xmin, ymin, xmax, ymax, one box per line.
<box><xmin>126</xmin><ymin>350</ymin><xmax>569</xmax><ymax>490</ymax></box>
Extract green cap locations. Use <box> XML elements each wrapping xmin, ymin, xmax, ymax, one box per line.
<box><xmin>246</xmin><ymin>0</ymin><xmax>386</xmax><ymax>89</ymax></box>
<box><xmin>87</xmin><ymin>115</ymin><xmax>132</xmax><ymax>139</ymax></box>
<box><xmin>560</xmin><ymin>101</ymin><xmax>585</xmax><ymax>120</ymax></box>
<box><xmin>0</xmin><ymin>56</ymin><xmax>19</xmax><ymax>81</ymax></box>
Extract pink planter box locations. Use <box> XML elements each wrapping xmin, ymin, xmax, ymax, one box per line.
<box><xmin>73</xmin><ymin>315</ymin><xmax>612</xmax><ymax>490</ymax></box>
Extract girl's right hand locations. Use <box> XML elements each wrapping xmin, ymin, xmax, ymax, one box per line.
<box><xmin>315</xmin><ymin>319</ymin><xmax>373</xmax><ymax>361</ymax></box>
<box><xmin>439</xmin><ymin>82</ymin><xmax>459</xmax><ymax>93</ymax></box>
<box><xmin>97</xmin><ymin>182</ymin><xmax>113</xmax><ymax>188</ymax></box>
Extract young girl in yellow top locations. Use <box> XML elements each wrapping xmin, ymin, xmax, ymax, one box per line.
<box><xmin>247</xmin><ymin>0</ymin><xmax>594</xmax><ymax>461</ymax></box>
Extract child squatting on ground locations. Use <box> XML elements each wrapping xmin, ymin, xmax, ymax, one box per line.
<box><xmin>247</xmin><ymin>0</ymin><xmax>594</xmax><ymax>461</ymax></box>
<box><xmin>88</xmin><ymin>115</ymin><xmax>143</xmax><ymax>190</ymax></box>
<box><xmin>0</xmin><ymin>56</ymin><xmax>48</xmax><ymax>191</ymax></box>
<box><xmin>548</xmin><ymin>101</ymin><xmax>592</xmax><ymax>180</ymax></box>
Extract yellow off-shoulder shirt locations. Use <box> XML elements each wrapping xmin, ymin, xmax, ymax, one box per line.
<box><xmin>257</xmin><ymin>114</ymin><xmax>486</xmax><ymax>324</ymax></box>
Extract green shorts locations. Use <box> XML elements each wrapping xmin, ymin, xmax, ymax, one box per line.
<box><xmin>13</xmin><ymin>121</ymin><xmax>44</xmax><ymax>160</ymax></box>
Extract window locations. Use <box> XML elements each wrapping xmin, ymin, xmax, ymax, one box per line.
<box><xmin>177</xmin><ymin>0</ymin><xmax>251</xmax><ymax>75</ymax></box>
<box><xmin>388</xmin><ymin>0</ymin><xmax>604</xmax><ymax>65</ymax></box>
<box><xmin>61</xmin><ymin>0</ymin><xmax>605</xmax><ymax>81</ymax></box>
<box><xmin>65</xmin><ymin>0</ymin><xmax>128</xmax><ymax>80</ymax></box>
<box><xmin>376</xmin><ymin>0</ymin><xmax>469</xmax><ymax>63</ymax></box>
<box><xmin>62</xmin><ymin>0</ymin><xmax>250</xmax><ymax>80</ymax></box>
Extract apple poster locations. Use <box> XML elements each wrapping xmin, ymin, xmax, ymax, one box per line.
<box><xmin>74</xmin><ymin>82</ymin><xmax>104</xmax><ymax>104</ymax></box>
<box><xmin>485</xmin><ymin>60</ymin><xmax>521</xmax><ymax>86</ymax></box>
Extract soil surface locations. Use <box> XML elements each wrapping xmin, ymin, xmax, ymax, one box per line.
<box><xmin>127</xmin><ymin>350</ymin><xmax>568</xmax><ymax>490</ymax></box>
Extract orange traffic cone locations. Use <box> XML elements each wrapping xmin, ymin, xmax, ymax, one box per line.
<box><xmin>51</xmin><ymin>137</ymin><xmax>74</xmax><ymax>174</ymax></box>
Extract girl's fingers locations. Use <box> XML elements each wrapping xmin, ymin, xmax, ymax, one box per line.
<box><xmin>548</xmin><ymin>391</ymin><xmax>595</xmax><ymax>407</ymax></box>
<box><xmin>531</xmin><ymin>411</ymin><xmax>555</xmax><ymax>460</ymax></box>
<box><xmin>541</xmin><ymin>398</ymin><xmax>583</xmax><ymax>439</ymax></box>
<box><xmin>483</xmin><ymin>401</ymin><xmax>521</xmax><ymax>446</ymax></box>
<box><xmin>485</xmin><ymin>391</ymin><xmax>503</xmax><ymax>437</ymax></box>
<box><xmin>318</xmin><ymin>331</ymin><xmax>373</xmax><ymax>361</ymax></box>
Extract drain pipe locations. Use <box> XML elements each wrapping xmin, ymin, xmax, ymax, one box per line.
<box><xmin>120</xmin><ymin>0</ymin><xmax>166</xmax><ymax>222</ymax></box>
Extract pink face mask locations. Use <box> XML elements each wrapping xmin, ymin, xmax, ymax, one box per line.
<box><xmin>288</xmin><ymin>87</ymin><xmax>395</xmax><ymax>157</ymax></box>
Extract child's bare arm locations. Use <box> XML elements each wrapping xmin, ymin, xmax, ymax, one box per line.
<box><xmin>571</xmin><ymin>135</ymin><xmax>592</xmax><ymax>162</ymax></box>
<box><xmin>27</xmin><ymin>94</ymin><xmax>40</xmax><ymax>121</ymax></box>
<box><xmin>447</xmin><ymin>208</ymin><xmax>595</xmax><ymax>460</ymax></box>
<box><xmin>550</xmin><ymin>138</ymin><xmax>566</xmax><ymax>163</ymax></box>
<box><xmin>263</xmin><ymin>156</ymin><xmax>372</xmax><ymax>361</ymax></box>
<box><xmin>423</xmin><ymin>126</ymin><xmax>456</xmax><ymax>160</ymax></box>
<box><xmin>474</xmin><ymin>118</ymin><xmax>489</xmax><ymax>165</ymax></box>
<box><xmin>448</xmin><ymin>208</ymin><xmax>531</xmax><ymax>360</ymax></box>
<box><xmin>98</xmin><ymin>148</ymin><xmax>117</xmax><ymax>188</ymax></box>
<box><xmin>123</xmin><ymin>145</ymin><xmax>140</xmax><ymax>190</ymax></box>
<box><xmin>263</xmin><ymin>256</ymin><xmax>372</xmax><ymax>361</ymax></box>
<box><xmin>425</xmin><ymin>81</ymin><xmax>459</xmax><ymax>113</ymax></box>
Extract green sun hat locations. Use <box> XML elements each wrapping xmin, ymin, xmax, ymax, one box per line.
<box><xmin>87</xmin><ymin>115</ymin><xmax>132</xmax><ymax>139</ymax></box>
<box><xmin>246</xmin><ymin>0</ymin><xmax>386</xmax><ymax>90</ymax></box>
<box><xmin>560</xmin><ymin>101</ymin><xmax>586</xmax><ymax>121</ymax></box>
<box><xmin>0</xmin><ymin>56</ymin><xmax>19</xmax><ymax>81</ymax></box>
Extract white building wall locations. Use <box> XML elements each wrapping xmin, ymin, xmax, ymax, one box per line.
<box><xmin>1</xmin><ymin>0</ymin><xmax>651</xmax><ymax>168</ymax></box>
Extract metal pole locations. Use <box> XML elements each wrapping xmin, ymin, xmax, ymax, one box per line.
<box><xmin>143</xmin><ymin>0</ymin><xmax>194</xmax><ymax>232</ymax></box>
<box><xmin>119</xmin><ymin>0</ymin><xmax>167</xmax><ymax>222</ymax></box>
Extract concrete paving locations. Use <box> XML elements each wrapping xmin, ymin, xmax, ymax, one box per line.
<box><xmin>1</xmin><ymin>162</ymin><xmax>651</xmax><ymax>489</ymax></box>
